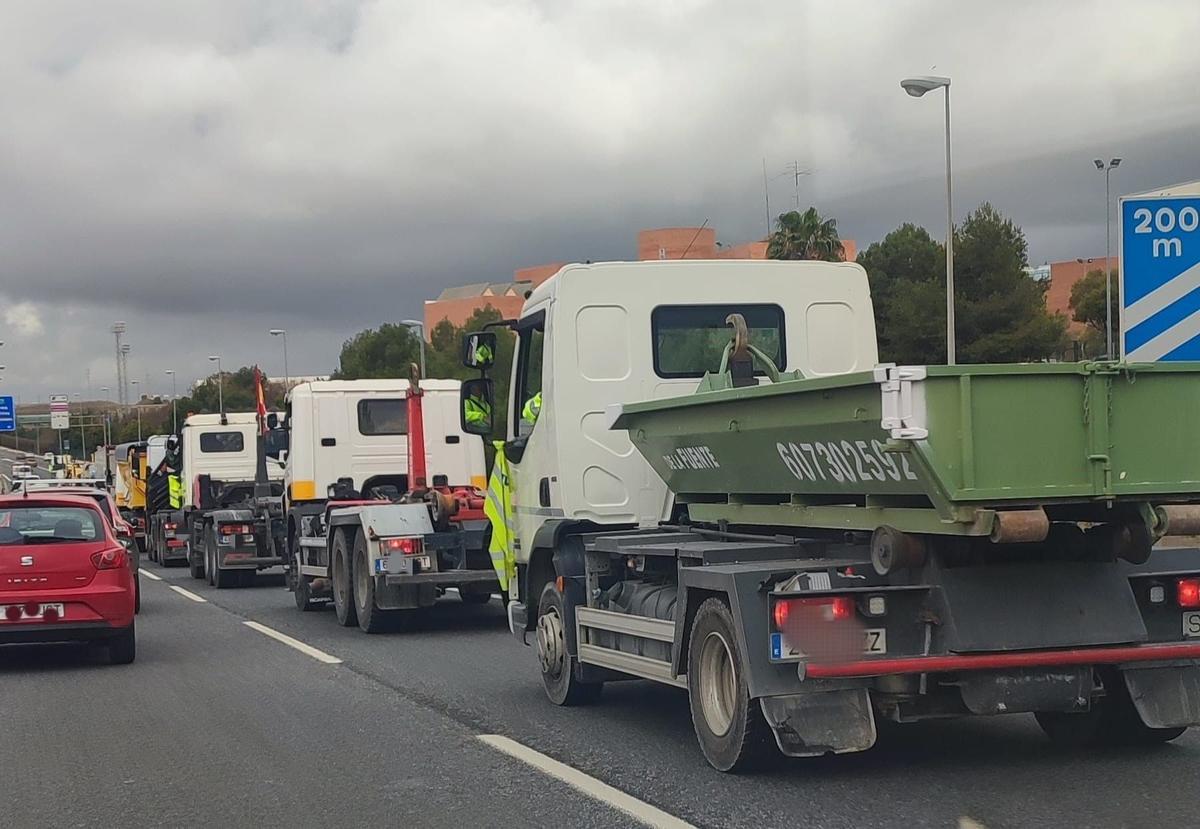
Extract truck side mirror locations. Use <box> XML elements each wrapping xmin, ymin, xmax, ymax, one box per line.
<box><xmin>462</xmin><ymin>332</ymin><xmax>497</xmax><ymax>371</ymax></box>
<box><xmin>267</xmin><ymin>412</ymin><xmax>279</xmax><ymax>430</ymax></box>
<box><xmin>460</xmin><ymin>377</ymin><xmax>495</xmax><ymax>436</ymax></box>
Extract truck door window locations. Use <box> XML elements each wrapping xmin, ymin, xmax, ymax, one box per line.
<box><xmin>651</xmin><ymin>303</ymin><xmax>786</xmax><ymax>378</ymax></box>
<box><xmin>199</xmin><ymin>432</ymin><xmax>246</xmax><ymax>453</ymax></box>
<box><xmin>514</xmin><ymin>314</ymin><xmax>546</xmax><ymax>438</ymax></box>
<box><xmin>357</xmin><ymin>399</ymin><xmax>408</xmax><ymax>435</ymax></box>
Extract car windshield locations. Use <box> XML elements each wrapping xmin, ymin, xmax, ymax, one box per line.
<box><xmin>0</xmin><ymin>505</ymin><xmax>105</xmax><ymax>544</ymax></box>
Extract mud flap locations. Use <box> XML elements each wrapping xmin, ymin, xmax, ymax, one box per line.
<box><xmin>1124</xmin><ymin>664</ymin><xmax>1200</xmax><ymax>729</ymax></box>
<box><xmin>759</xmin><ymin>688</ymin><xmax>877</xmax><ymax>757</ymax></box>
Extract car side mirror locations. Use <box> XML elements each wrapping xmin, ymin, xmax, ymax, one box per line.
<box><xmin>460</xmin><ymin>377</ymin><xmax>495</xmax><ymax>436</ymax></box>
<box><xmin>462</xmin><ymin>332</ymin><xmax>497</xmax><ymax>371</ymax></box>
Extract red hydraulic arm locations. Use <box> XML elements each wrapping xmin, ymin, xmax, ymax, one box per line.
<box><xmin>407</xmin><ymin>363</ymin><xmax>427</xmax><ymax>493</ymax></box>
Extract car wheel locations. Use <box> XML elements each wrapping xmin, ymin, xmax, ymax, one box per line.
<box><xmin>687</xmin><ymin>597</ymin><xmax>776</xmax><ymax>772</ymax></box>
<box><xmin>135</xmin><ymin>576</ymin><xmax>141</xmax><ymax>615</ymax></box>
<box><xmin>109</xmin><ymin>623</ymin><xmax>136</xmax><ymax>665</ymax></box>
<box><xmin>332</xmin><ymin>530</ymin><xmax>358</xmax><ymax>627</ymax></box>
<box><xmin>536</xmin><ymin>582</ymin><xmax>602</xmax><ymax>706</ymax></box>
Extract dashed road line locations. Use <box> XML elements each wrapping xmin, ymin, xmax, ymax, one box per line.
<box><xmin>139</xmin><ymin>568</ymin><xmax>163</xmax><ymax>581</ymax></box>
<box><xmin>478</xmin><ymin>734</ymin><xmax>696</xmax><ymax>829</ymax></box>
<box><xmin>243</xmin><ymin>620</ymin><xmax>343</xmax><ymax>665</ymax></box>
<box><xmin>169</xmin><ymin>585</ymin><xmax>207</xmax><ymax>603</ymax></box>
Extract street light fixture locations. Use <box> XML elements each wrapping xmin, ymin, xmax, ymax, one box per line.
<box><xmin>208</xmin><ymin>355</ymin><xmax>223</xmax><ymax>416</ymax></box>
<box><xmin>165</xmin><ymin>370</ymin><xmax>178</xmax><ymax>433</ymax></box>
<box><xmin>400</xmin><ymin>319</ymin><xmax>427</xmax><ymax>379</ymax></box>
<box><xmin>269</xmin><ymin>329</ymin><xmax>290</xmax><ymax>389</ymax></box>
<box><xmin>1094</xmin><ymin>157</ymin><xmax>1122</xmax><ymax>358</ymax></box>
<box><xmin>901</xmin><ymin>74</ymin><xmax>955</xmax><ymax>365</ymax></box>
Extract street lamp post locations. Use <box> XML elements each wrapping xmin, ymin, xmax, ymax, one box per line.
<box><xmin>1094</xmin><ymin>158</ymin><xmax>1123</xmax><ymax>358</ymax></box>
<box><xmin>130</xmin><ymin>380</ymin><xmax>141</xmax><ymax>441</ymax></box>
<box><xmin>901</xmin><ymin>75</ymin><xmax>955</xmax><ymax>365</ymax></box>
<box><xmin>269</xmin><ymin>329</ymin><xmax>290</xmax><ymax>389</ymax></box>
<box><xmin>100</xmin><ymin>388</ymin><xmax>110</xmax><ymax>446</ymax></box>
<box><xmin>165</xmin><ymin>370</ymin><xmax>178</xmax><ymax>433</ymax></box>
<box><xmin>208</xmin><ymin>356</ymin><xmax>223</xmax><ymax>415</ymax></box>
<box><xmin>74</xmin><ymin>393</ymin><xmax>85</xmax><ymax>456</ymax></box>
<box><xmin>401</xmin><ymin>319</ymin><xmax>427</xmax><ymax>379</ymax></box>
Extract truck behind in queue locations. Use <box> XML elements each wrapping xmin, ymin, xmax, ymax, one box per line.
<box><xmin>282</xmin><ymin>379</ymin><xmax>497</xmax><ymax>632</ymax></box>
<box><xmin>143</xmin><ymin>413</ymin><xmax>286</xmax><ymax>587</ymax></box>
<box><xmin>457</xmin><ymin>259</ymin><xmax>1200</xmax><ymax>772</ymax></box>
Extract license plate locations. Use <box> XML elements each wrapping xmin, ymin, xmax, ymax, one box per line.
<box><xmin>771</xmin><ymin>627</ymin><xmax>888</xmax><ymax>660</ymax></box>
<box><xmin>380</xmin><ymin>555</ymin><xmax>433</xmax><ymax>575</ymax></box>
<box><xmin>0</xmin><ymin>603</ymin><xmax>64</xmax><ymax>621</ymax></box>
<box><xmin>1184</xmin><ymin>611</ymin><xmax>1200</xmax><ymax>638</ymax></box>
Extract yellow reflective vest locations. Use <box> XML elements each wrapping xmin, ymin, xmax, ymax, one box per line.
<box><xmin>483</xmin><ymin>441</ymin><xmax>517</xmax><ymax>593</ymax></box>
<box><xmin>168</xmin><ymin>473</ymin><xmax>184</xmax><ymax>509</ymax></box>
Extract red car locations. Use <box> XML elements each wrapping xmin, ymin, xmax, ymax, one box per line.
<box><xmin>0</xmin><ymin>494</ymin><xmax>136</xmax><ymax>664</ymax></box>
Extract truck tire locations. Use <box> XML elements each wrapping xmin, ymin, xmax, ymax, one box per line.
<box><xmin>536</xmin><ymin>582</ymin><xmax>602</xmax><ymax>706</ymax></box>
<box><xmin>687</xmin><ymin>597</ymin><xmax>776</xmax><ymax>773</ymax></box>
<box><xmin>459</xmin><ymin>587</ymin><xmax>493</xmax><ymax>605</ymax></box>
<box><xmin>188</xmin><ymin>538</ymin><xmax>205</xmax><ymax>580</ymax></box>
<box><xmin>332</xmin><ymin>529</ymin><xmax>358</xmax><ymax>627</ymax></box>
<box><xmin>1036</xmin><ymin>668</ymin><xmax>1188</xmax><ymax>747</ymax></box>
<box><xmin>354</xmin><ymin>533</ymin><xmax>393</xmax><ymax>633</ymax></box>
<box><xmin>206</xmin><ymin>528</ymin><xmax>217</xmax><ymax>587</ymax></box>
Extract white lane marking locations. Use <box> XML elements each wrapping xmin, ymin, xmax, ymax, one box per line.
<box><xmin>169</xmin><ymin>585</ymin><xmax>207</xmax><ymax>603</ymax></box>
<box><xmin>139</xmin><ymin>568</ymin><xmax>163</xmax><ymax>581</ymax></box>
<box><xmin>243</xmin><ymin>620</ymin><xmax>343</xmax><ymax>665</ymax></box>
<box><xmin>478</xmin><ymin>734</ymin><xmax>696</xmax><ymax>829</ymax></box>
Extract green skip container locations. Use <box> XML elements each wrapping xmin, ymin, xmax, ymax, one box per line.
<box><xmin>610</xmin><ymin>361</ymin><xmax>1200</xmax><ymax>545</ymax></box>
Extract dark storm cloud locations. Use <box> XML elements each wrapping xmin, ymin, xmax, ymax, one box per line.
<box><xmin>1</xmin><ymin>0</ymin><xmax>1198</xmax><ymax>399</ymax></box>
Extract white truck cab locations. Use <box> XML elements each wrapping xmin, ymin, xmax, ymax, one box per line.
<box><xmin>284</xmin><ymin>379</ymin><xmax>486</xmax><ymax>506</ymax></box>
<box><xmin>181</xmin><ymin>413</ymin><xmax>284</xmax><ymax>507</ymax></box>
<box><xmin>491</xmin><ymin>259</ymin><xmax>877</xmax><ymax>574</ymax></box>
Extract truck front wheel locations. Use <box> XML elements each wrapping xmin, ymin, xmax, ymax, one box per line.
<box><xmin>687</xmin><ymin>598</ymin><xmax>776</xmax><ymax>772</ymax></box>
<box><xmin>332</xmin><ymin>530</ymin><xmax>358</xmax><ymax>627</ymax></box>
<box><xmin>536</xmin><ymin>582</ymin><xmax>602</xmax><ymax>706</ymax></box>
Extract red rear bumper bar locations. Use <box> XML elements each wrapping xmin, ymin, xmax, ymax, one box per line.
<box><xmin>805</xmin><ymin>642</ymin><xmax>1200</xmax><ymax>679</ymax></box>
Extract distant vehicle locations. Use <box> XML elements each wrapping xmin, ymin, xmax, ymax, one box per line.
<box><xmin>0</xmin><ymin>493</ymin><xmax>137</xmax><ymax>664</ymax></box>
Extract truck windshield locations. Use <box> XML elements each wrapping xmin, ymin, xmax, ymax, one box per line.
<box><xmin>651</xmin><ymin>304</ymin><xmax>785</xmax><ymax>378</ymax></box>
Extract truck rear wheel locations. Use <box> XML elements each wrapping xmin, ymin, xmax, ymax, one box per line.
<box><xmin>332</xmin><ymin>530</ymin><xmax>358</xmax><ymax>627</ymax></box>
<box><xmin>536</xmin><ymin>582</ymin><xmax>602</xmax><ymax>706</ymax></box>
<box><xmin>188</xmin><ymin>545</ymin><xmax>204</xmax><ymax>580</ymax></box>
<box><xmin>1036</xmin><ymin>668</ymin><xmax>1188</xmax><ymax>747</ymax></box>
<box><xmin>354</xmin><ymin>534</ymin><xmax>393</xmax><ymax>633</ymax></box>
<box><xmin>687</xmin><ymin>597</ymin><xmax>776</xmax><ymax>772</ymax></box>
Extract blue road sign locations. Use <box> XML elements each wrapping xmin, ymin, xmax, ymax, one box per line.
<box><xmin>0</xmin><ymin>396</ymin><xmax>15</xmax><ymax>432</ymax></box>
<box><xmin>1121</xmin><ymin>192</ymin><xmax>1200</xmax><ymax>361</ymax></box>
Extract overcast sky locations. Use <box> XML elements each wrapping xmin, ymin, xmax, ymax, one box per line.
<box><xmin>2</xmin><ymin>0</ymin><xmax>1198</xmax><ymax>401</ymax></box>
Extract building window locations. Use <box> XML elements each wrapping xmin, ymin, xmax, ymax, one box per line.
<box><xmin>651</xmin><ymin>304</ymin><xmax>786</xmax><ymax>378</ymax></box>
<box><xmin>357</xmin><ymin>399</ymin><xmax>408</xmax><ymax>436</ymax></box>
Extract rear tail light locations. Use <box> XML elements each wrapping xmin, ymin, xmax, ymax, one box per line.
<box><xmin>91</xmin><ymin>549</ymin><xmax>127</xmax><ymax>570</ymax></box>
<box><xmin>5</xmin><ymin>606</ymin><xmax>20</xmax><ymax>621</ymax></box>
<box><xmin>1178</xmin><ymin>578</ymin><xmax>1200</xmax><ymax>608</ymax></box>
<box><xmin>382</xmin><ymin>537</ymin><xmax>422</xmax><ymax>555</ymax></box>
<box><xmin>771</xmin><ymin>595</ymin><xmax>855</xmax><ymax>629</ymax></box>
<box><xmin>165</xmin><ymin>522</ymin><xmax>177</xmax><ymax>531</ymax></box>
<box><xmin>220</xmin><ymin>524</ymin><xmax>252</xmax><ymax>536</ymax></box>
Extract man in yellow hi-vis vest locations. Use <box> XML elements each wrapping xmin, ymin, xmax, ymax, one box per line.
<box><xmin>483</xmin><ymin>441</ymin><xmax>517</xmax><ymax>593</ymax></box>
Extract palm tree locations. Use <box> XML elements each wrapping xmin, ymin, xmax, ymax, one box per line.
<box><xmin>766</xmin><ymin>207</ymin><xmax>844</xmax><ymax>261</ymax></box>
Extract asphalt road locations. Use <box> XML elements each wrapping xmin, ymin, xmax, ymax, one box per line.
<box><xmin>6</xmin><ymin>556</ymin><xmax>1200</xmax><ymax>828</ymax></box>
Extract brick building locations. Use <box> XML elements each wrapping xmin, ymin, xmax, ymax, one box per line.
<box><xmin>424</xmin><ymin>226</ymin><xmax>857</xmax><ymax>333</ymax></box>
<box><xmin>1044</xmin><ymin>256</ymin><xmax>1115</xmax><ymax>338</ymax></box>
